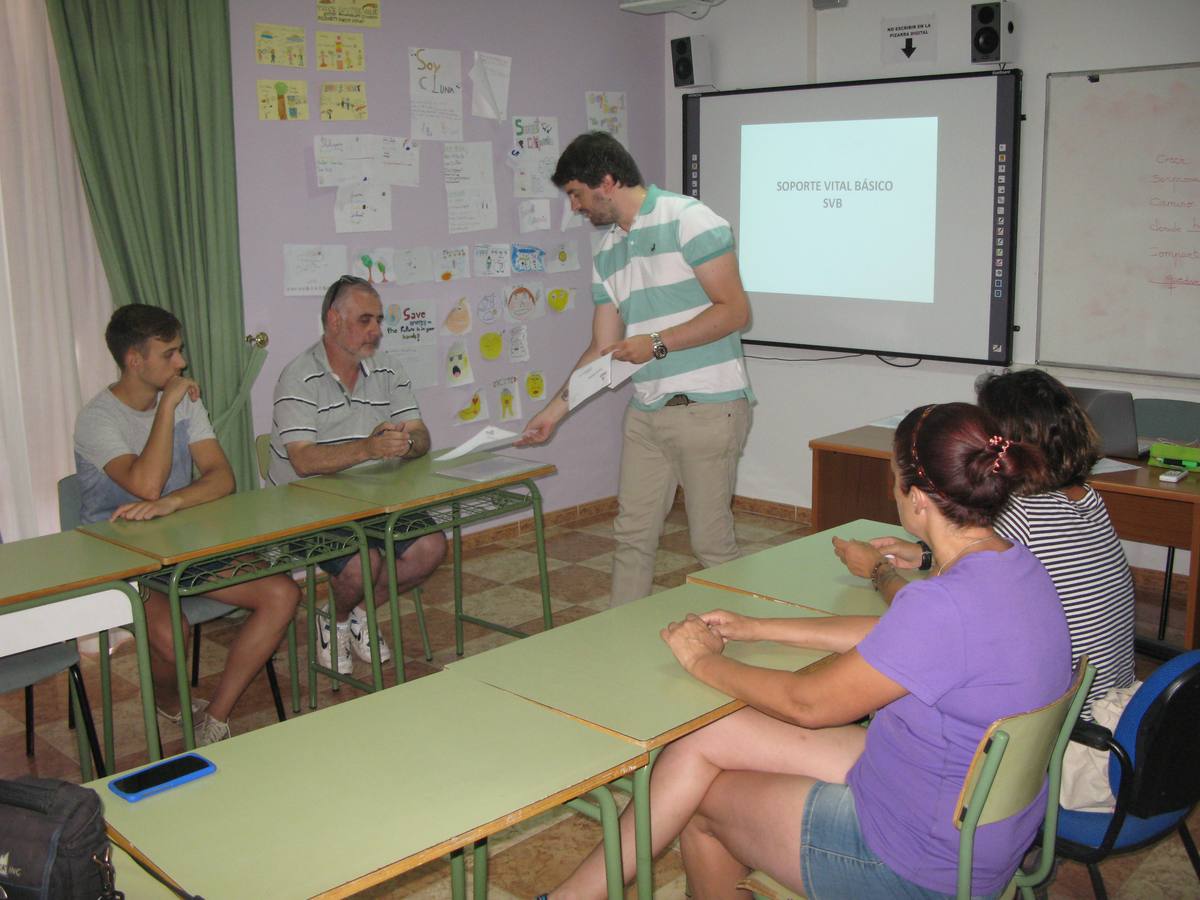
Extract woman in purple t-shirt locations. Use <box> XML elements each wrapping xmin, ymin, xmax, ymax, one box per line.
<box><xmin>544</xmin><ymin>403</ymin><xmax>1072</xmax><ymax>900</ymax></box>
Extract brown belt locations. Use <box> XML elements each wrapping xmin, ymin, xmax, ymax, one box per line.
<box><xmin>664</xmin><ymin>394</ymin><xmax>692</xmax><ymax>407</ymax></box>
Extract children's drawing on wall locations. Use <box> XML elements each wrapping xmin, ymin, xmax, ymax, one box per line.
<box><xmin>441</xmin><ymin>297</ymin><xmax>473</xmax><ymax>335</ymax></box>
<box><xmin>316</xmin><ymin>0</ymin><xmax>381</xmax><ymax>29</ymax></box>
<box><xmin>353</xmin><ymin>248</ymin><xmax>394</xmax><ymax>284</ymax></box>
<box><xmin>334</xmin><ymin>178</ymin><xmax>390</xmax><ymax>232</ymax></box>
<box><xmin>511</xmin><ymin>245</ymin><xmax>546</xmax><ymax>273</ymax></box>
<box><xmin>452</xmin><ymin>389</ymin><xmax>489</xmax><ymax>425</ymax></box>
<box><xmin>476</xmin><ymin>291</ymin><xmax>502</xmax><ymax>326</ymax></box>
<box><xmin>469</xmin><ymin>51</ymin><xmax>511</xmax><ymax>122</ymax></box>
<box><xmin>479</xmin><ymin>332</ymin><xmax>503</xmax><ymax>361</ymax></box>
<box><xmin>258</xmin><ymin>80</ymin><xmax>308</xmax><ymax>121</ymax></box>
<box><xmin>315</xmin><ymin>134</ymin><xmax>418</xmax><ymax>188</ymax></box>
<box><xmin>505</xmin><ymin>283</ymin><xmax>544</xmax><ymax>323</ymax></box>
<box><xmin>283</xmin><ymin>243</ymin><xmax>346</xmax><ymax>296</ymax></box>
<box><xmin>446</xmin><ymin>342</ymin><xmax>474</xmax><ymax>386</ymax></box>
<box><xmin>518</xmin><ymin>199</ymin><xmax>551</xmax><ymax>233</ymax></box>
<box><xmin>380</xmin><ymin>299</ymin><xmax>438</xmax><ymax>388</ymax></box>
<box><xmin>316</xmin><ymin>31</ymin><xmax>364</xmax><ymax>71</ymax></box>
<box><xmin>320</xmin><ymin>81</ymin><xmax>368</xmax><ymax>121</ymax></box>
<box><xmin>544</xmin><ymin>241</ymin><xmax>580</xmax><ymax>274</ymax></box>
<box><xmin>443</xmin><ymin>141</ymin><xmax>497</xmax><ymax>233</ymax></box>
<box><xmin>437</xmin><ymin>246</ymin><xmax>470</xmax><ymax>281</ymax></box>
<box><xmin>409</xmin><ymin>47</ymin><xmax>463</xmax><ymax>141</ymax></box>
<box><xmin>585</xmin><ymin>91</ymin><xmax>628</xmax><ymax>146</ymax></box>
<box><xmin>510</xmin><ymin>115</ymin><xmax>560</xmax><ymax>198</ymax></box>
<box><xmin>525</xmin><ymin>370</ymin><xmax>546</xmax><ymax>401</ymax></box>
<box><xmin>375</xmin><ymin>137</ymin><xmax>419</xmax><ymax>187</ymax></box>
<box><xmin>512</xmin><ymin>115</ymin><xmax>559</xmax><ymax>156</ymax></box>
<box><xmin>255</xmin><ymin>24</ymin><xmax>306</xmax><ymax>68</ymax></box>
<box><xmin>546</xmin><ymin>287</ymin><xmax>574</xmax><ymax>313</ymax></box>
<box><xmin>493</xmin><ymin>376</ymin><xmax>522</xmax><ymax>422</ymax></box>
<box><xmin>393</xmin><ymin>247</ymin><xmax>433</xmax><ymax>285</ymax></box>
<box><xmin>473</xmin><ymin>244</ymin><xmax>511</xmax><ymax>278</ymax></box>
<box><xmin>508</xmin><ymin>325</ymin><xmax>530</xmax><ymax>363</ymax></box>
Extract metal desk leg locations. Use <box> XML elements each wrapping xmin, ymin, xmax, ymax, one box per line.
<box><xmin>453</xmin><ymin>511</ymin><xmax>465</xmax><ymax>656</ymax></box>
<box><xmin>634</xmin><ymin>748</ymin><xmax>660</xmax><ymax>900</ymax></box>
<box><xmin>450</xmin><ymin>848</ymin><xmax>466</xmax><ymax>900</ymax></box>
<box><xmin>287</xmin><ymin>619</ymin><xmax>300</xmax><ymax>713</ymax></box>
<box><xmin>384</xmin><ymin>522</ymin><xmax>407</xmax><ymax>685</ymax></box>
<box><xmin>99</xmin><ymin>629</ymin><xmax>114</xmax><ymax>767</ymax></box>
<box><xmin>527</xmin><ymin>480</ymin><xmax>553</xmax><ymax>632</ymax></box>
<box><xmin>168</xmin><ymin>571</ymin><xmax>197</xmax><ymax>750</ymax></box>
<box><xmin>354</xmin><ymin>522</ymin><xmax>385</xmax><ymax>691</ymax></box>
<box><xmin>472</xmin><ymin>839</ymin><xmax>488</xmax><ymax>900</ymax></box>
<box><xmin>306</xmin><ymin>564</ymin><xmax>320</xmax><ymax>708</ymax></box>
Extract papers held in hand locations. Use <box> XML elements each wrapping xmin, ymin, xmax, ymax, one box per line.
<box><xmin>567</xmin><ymin>353</ymin><xmax>643</xmax><ymax>411</ymax></box>
<box><xmin>435</xmin><ymin>425</ymin><xmax>520</xmax><ymax>462</ymax></box>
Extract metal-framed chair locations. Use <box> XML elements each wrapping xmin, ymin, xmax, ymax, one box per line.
<box><xmin>1054</xmin><ymin>650</ymin><xmax>1200</xmax><ymax>899</ymax></box>
<box><xmin>1133</xmin><ymin>398</ymin><xmax>1200</xmax><ymax>643</ymax></box>
<box><xmin>57</xmin><ymin>474</ymin><xmax>291</xmax><ymax>724</ymax></box>
<box><xmin>740</xmin><ymin>663</ymin><xmax>1095</xmax><ymax>900</ymax></box>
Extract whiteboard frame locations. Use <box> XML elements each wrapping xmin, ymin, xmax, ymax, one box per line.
<box><xmin>1035</xmin><ymin>61</ymin><xmax>1200</xmax><ymax>380</ymax></box>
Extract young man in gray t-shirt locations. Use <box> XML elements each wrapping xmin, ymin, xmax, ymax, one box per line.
<box><xmin>73</xmin><ymin>304</ymin><xmax>300</xmax><ymax>746</ymax></box>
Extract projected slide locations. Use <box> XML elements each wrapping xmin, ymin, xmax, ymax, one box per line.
<box><xmin>739</xmin><ymin>117</ymin><xmax>938</xmax><ymax>303</ymax></box>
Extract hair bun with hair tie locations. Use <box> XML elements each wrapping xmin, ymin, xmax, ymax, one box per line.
<box><xmin>988</xmin><ymin>435</ymin><xmax>1012</xmax><ymax>474</ymax></box>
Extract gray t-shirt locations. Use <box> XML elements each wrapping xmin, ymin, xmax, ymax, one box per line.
<box><xmin>73</xmin><ymin>389</ymin><xmax>216</xmax><ymax>525</ymax></box>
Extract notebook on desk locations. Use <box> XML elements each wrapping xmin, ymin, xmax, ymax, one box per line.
<box><xmin>1067</xmin><ymin>386</ymin><xmax>1142</xmax><ymax>459</ymax></box>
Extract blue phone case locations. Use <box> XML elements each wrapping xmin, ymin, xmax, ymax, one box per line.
<box><xmin>107</xmin><ymin>753</ymin><xmax>216</xmax><ymax>803</ymax></box>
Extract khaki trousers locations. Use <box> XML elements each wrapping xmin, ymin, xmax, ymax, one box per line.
<box><xmin>609</xmin><ymin>398</ymin><xmax>750</xmax><ymax>607</ymax></box>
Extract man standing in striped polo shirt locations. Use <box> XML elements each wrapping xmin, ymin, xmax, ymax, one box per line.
<box><xmin>518</xmin><ymin>132</ymin><xmax>754</xmax><ymax>606</ymax></box>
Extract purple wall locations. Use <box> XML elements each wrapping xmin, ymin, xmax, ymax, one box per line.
<box><xmin>228</xmin><ymin>0</ymin><xmax>665</xmax><ymax>512</ymax></box>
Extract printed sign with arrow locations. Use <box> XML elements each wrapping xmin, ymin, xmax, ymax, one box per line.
<box><xmin>882</xmin><ymin>15</ymin><xmax>935</xmax><ymax>65</ymax></box>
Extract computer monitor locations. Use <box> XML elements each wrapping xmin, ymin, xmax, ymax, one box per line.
<box><xmin>1067</xmin><ymin>386</ymin><xmax>1140</xmax><ymax>459</ymax></box>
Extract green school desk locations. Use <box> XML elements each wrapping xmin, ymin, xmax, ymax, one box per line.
<box><xmin>446</xmin><ymin>582</ymin><xmax>831</xmax><ymax>899</ymax></box>
<box><xmin>93</xmin><ymin>673</ymin><xmax>646</xmax><ymax>900</ymax></box>
<box><xmin>0</xmin><ymin>531</ymin><xmax>162</xmax><ymax>765</ymax></box>
<box><xmin>80</xmin><ymin>484</ymin><xmax>381</xmax><ymax>747</ymax></box>
<box><xmin>292</xmin><ymin>451</ymin><xmax>557</xmax><ymax>656</ymax></box>
<box><xmin>687</xmin><ymin>519</ymin><xmax>919</xmax><ymax>615</ymax></box>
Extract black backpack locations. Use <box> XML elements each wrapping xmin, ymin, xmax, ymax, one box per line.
<box><xmin>0</xmin><ymin>777</ymin><xmax>117</xmax><ymax>899</ymax></box>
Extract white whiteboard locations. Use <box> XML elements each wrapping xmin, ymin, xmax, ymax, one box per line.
<box><xmin>1036</xmin><ymin>62</ymin><xmax>1200</xmax><ymax>378</ymax></box>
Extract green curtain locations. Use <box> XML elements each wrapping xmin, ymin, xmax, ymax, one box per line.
<box><xmin>45</xmin><ymin>0</ymin><xmax>256</xmax><ymax>490</ymax></box>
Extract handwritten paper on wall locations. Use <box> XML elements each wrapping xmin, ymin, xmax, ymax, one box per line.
<box><xmin>316</xmin><ymin>32</ymin><xmax>364</xmax><ymax>71</ymax></box>
<box><xmin>284</xmin><ymin>244</ymin><xmax>347</xmax><ymax>296</ymax></box>
<box><xmin>443</xmin><ymin>142</ymin><xmax>497</xmax><ymax>234</ymax></box>
<box><xmin>258</xmin><ymin>80</ymin><xmax>308</xmax><ymax>121</ymax></box>
<box><xmin>316</xmin><ymin>0</ymin><xmax>380</xmax><ymax>29</ymax></box>
<box><xmin>410</xmin><ymin>48</ymin><xmax>463</xmax><ymax>141</ymax></box>
<box><xmin>511</xmin><ymin>115</ymin><xmax>560</xmax><ymax>198</ymax></box>
<box><xmin>316</xmin><ymin>135</ymin><xmax>419</xmax><ymax>188</ymax></box>
<box><xmin>470</xmin><ymin>52</ymin><xmax>511</xmax><ymax>121</ymax></box>
<box><xmin>334</xmin><ymin>179</ymin><xmax>391</xmax><ymax>232</ymax></box>
<box><xmin>381</xmin><ymin>300</ymin><xmax>439</xmax><ymax>389</ymax></box>
<box><xmin>255</xmin><ymin>24</ymin><xmax>306</xmax><ymax>68</ymax></box>
<box><xmin>586</xmin><ymin>91</ymin><xmax>628</xmax><ymax>146</ymax></box>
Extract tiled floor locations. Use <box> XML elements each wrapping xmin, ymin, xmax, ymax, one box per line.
<box><xmin>3</xmin><ymin>507</ymin><xmax>1198</xmax><ymax>899</ymax></box>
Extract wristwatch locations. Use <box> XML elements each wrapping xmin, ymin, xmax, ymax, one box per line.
<box><xmin>650</xmin><ymin>332</ymin><xmax>668</xmax><ymax>360</ymax></box>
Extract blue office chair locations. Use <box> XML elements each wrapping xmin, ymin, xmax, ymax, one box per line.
<box><xmin>1054</xmin><ymin>650</ymin><xmax>1200</xmax><ymax>899</ymax></box>
<box><xmin>57</xmin><ymin>475</ymin><xmax>290</xmax><ymax>724</ymax></box>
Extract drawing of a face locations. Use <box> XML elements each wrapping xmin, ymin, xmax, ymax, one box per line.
<box><xmin>547</xmin><ymin>288</ymin><xmax>570</xmax><ymax>312</ymax></box>
<box><xmin>500</xmin><ymin>388</ymin><xmax>514</xmax><ymax>418</ymax></box>
<box><xmin>507</xmin><ymin>286</ymin><xmax>537</xmax><ymax>320</ymax></box>
<box><xmin>446</xmin><ymin>342</ymin><xmax>471</xmax><ymax>384</ymax></box>
<box><xmin>526</xmin><ymin>372</ymin><xmax>545</xmax><ymax>400</ymax></box>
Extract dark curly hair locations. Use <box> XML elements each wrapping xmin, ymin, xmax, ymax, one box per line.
<box><xmin>551</xmin><ymin>131</ymin><xmax>643</xmax><ymax>189</ymax></box>
<box><xmin>976</xmin><ymin>369</ymin><xmax>1099</xmax><ymax>493</ymax></box>
<box><xmin>894</xmin><ymin>402</ymin><xmax>1049</xmax><ymax>527</ymax></box>
<box><xmin>105</xmin><ymin>304</ymin><xmax>181</xmax><ymax>370</ymax></box>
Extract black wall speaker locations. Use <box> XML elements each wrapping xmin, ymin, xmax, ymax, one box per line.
<box><xmin>970</xmin><ymin>3</ymin><xmax>1015</xmax><ymax>64</ymax></box>
<box><xmin>670</xmin><ymin>35</ymin><xmax>712</xmax><ymax>89</ymax></box>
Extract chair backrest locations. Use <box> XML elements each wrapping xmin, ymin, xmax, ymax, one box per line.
<box><xmin>1134</xmin><ymin>398</ymin><xmax>1200</xmax><ymax>444</ymax></box>
<box><xmin>255</xmin><ymin>433</ymin><xmax>270</xmax><ymax>484</ymax></box>
<box><xmin>1068</xmin><ymin>387</ymin><xmax>1139</xmax><ymax>458</ymax></box>
<box><xmin>1111</xmin><ymin>649</ymin><xmax>1200</xmax><ymax>819</ymax></box>
<box><xmin>955</xmin><ymin>662</ymin><xmax>1095</xmax><ymax>899</ymax></box>
<box><xmin>58</xmin><ymin>473</ymin><xmax>83</xmax><ymax>531</ymax></box>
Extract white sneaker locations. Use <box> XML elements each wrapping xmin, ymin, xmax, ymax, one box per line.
<box><xmin>156</xmin><ymin>698</ymin><xmax>210</xmax><ymax>728</ymax></box>
<box><xmin>316</xmin><ymin>614</ymin><xmax>353</xmax><ymax>674</ymax></box>
<box><xmin>193</xmin><ymin>713</ymin><xmax>231</xmax><ymax>747</ymax></box>
<box><xmin>347</xmin><ymin>606</ymin><xmax>392</xmax><ymax>664</ymax></box>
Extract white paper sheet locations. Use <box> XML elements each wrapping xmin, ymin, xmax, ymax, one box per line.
<box><xmin>469</xmin><ymin>51</ymin><xmax>511</xmax><ymax>121</ymax></box>
<box><xmin>1090</xmin><ymin>457</ymin><xmax>1141</xmax><ymax>475</ymax></box>
<box><xmin>284</xmin><ymin>244</ymin><xmax>347</xmax><ymax>295</ymax></box>
<box><xmin>436</xmin><ymin>454</ymin><xmax>543</xmax><ymax>483</ymax></box>
<box><xmin>568</xmin><ymin>353</ymin><xmax>644</xmax><ymax>411</ymax></box>
<box><xmin>436</xmin><ymin>425</ymin><xmax>520</xmax><ymax>461</ymax></box>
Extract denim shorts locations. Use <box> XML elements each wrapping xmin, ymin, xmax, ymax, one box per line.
<box><xmin>800</xmin><ymin>782</ymin><xmax>995</xmax><ymax>900</ymax></box>
<box><xmin>317</xmin><ymin>515</ymin><xmax>436</xmax><ymax>577</ymax></box>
